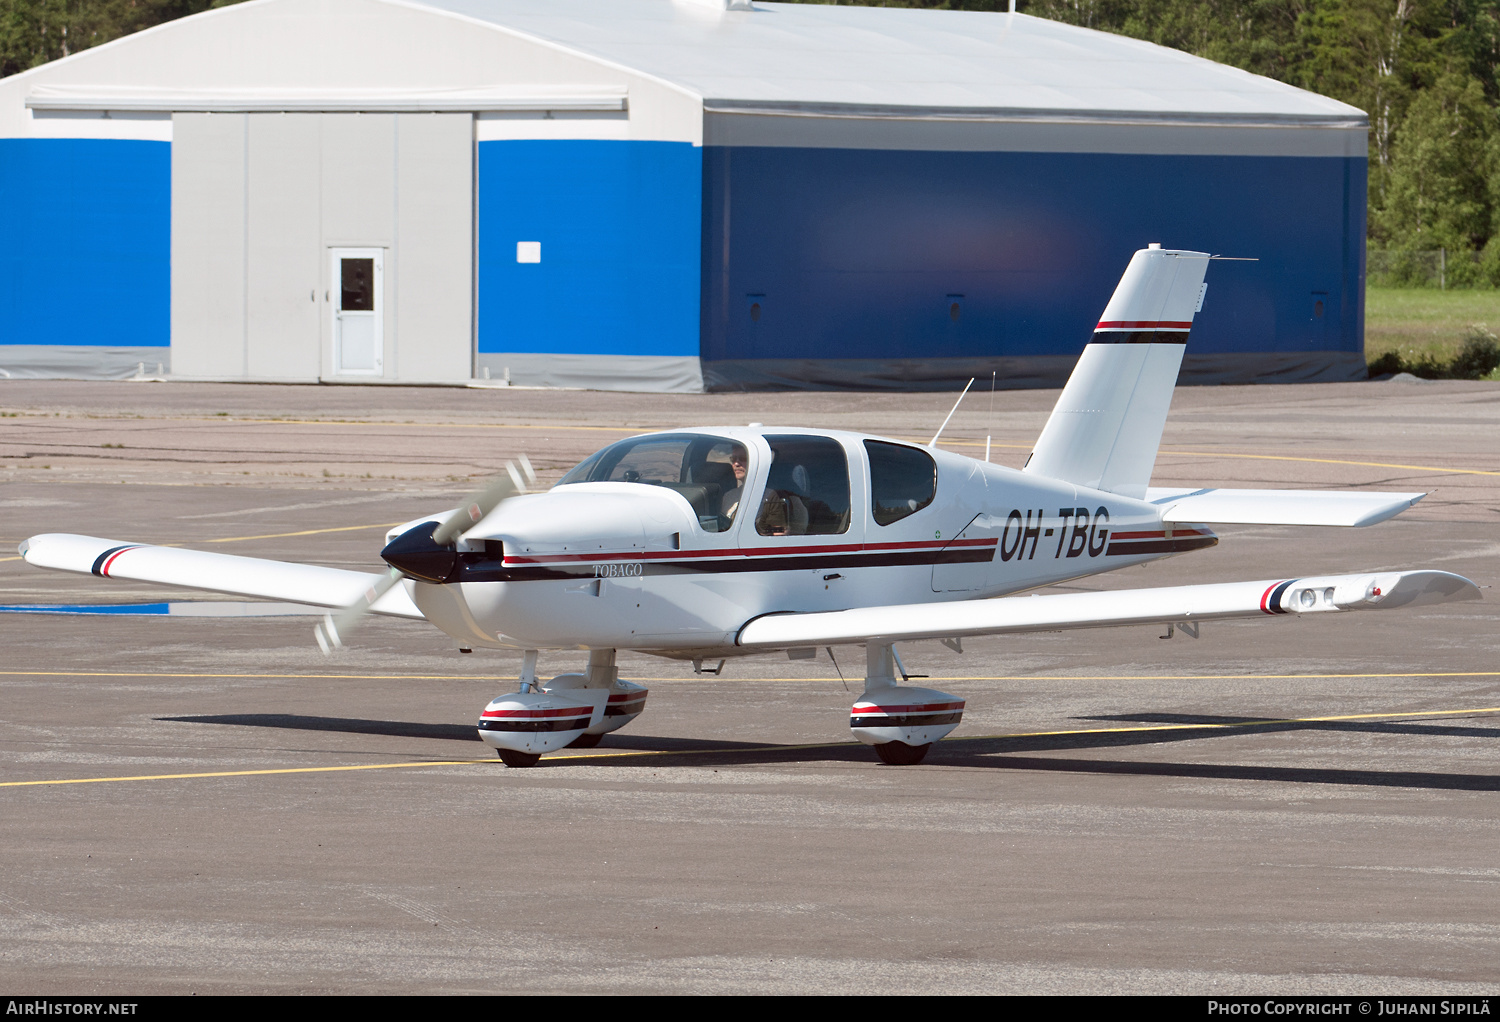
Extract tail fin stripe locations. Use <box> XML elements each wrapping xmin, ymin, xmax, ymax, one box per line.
<box><xmin>1092</xmin><ymin>331</ymin><xmax>1189</xmax><ymax>345</ymax></box>
<box><xmin>1096</xmin><ymin>320</ymin><xmax>1193</xmax><ymax>330</ymax></box>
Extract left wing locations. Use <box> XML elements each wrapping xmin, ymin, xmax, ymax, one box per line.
<box><xmin>19</xmin><ymin>534</ymin><xmax>423</xmax><ymax>619</ymax></box>
<box><xmin>737</xmin><ymin>570</ymin><xmax>1479</xmax><ymax>648</ymax></box>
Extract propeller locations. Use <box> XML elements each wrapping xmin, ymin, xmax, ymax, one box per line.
<box><xmin>315</xmin><ymin>455</ymin><xmax>536</xmax><ymax>653</ymax></box>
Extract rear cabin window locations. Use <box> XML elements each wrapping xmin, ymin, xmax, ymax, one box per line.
<box><xmin>865</xmin><ymin>440</ymin><xmax>936</xmax><ymax>526</ymax></box>
<box><xmin>755</xmin><ymin>435</ymin><xmax>851</xmax><ymax>536</ymax></box>
<box><xmin>557</xmin><ymin>433</ymin><xmax>747</xmax><ymax>533</ymax></box>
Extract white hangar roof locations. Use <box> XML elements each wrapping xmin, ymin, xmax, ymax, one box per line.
<box><xmin>423</xmin><ymin>0</ymin><xmax>1363</xmax><ymax>125</ymax></box>
<box><xmin>2</xmin><ymin>0</ymin><xmax>1366</xmax><ymax>155</ymax></box>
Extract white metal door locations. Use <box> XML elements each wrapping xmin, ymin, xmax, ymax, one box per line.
<box><xmin>332</xmin><ymin>248</ymin><xmax>383</xmax><ymax>375</ymax></box>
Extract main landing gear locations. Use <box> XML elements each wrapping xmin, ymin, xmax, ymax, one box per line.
<box><xmin>476</xmin><ymin>648</ymin><xmax>648</xmax><ymax>767</ymax></box>
<box><xmin>850</xmin><ymin>643</ymin><xmax>965</xmax><ymax>766</ymax></box>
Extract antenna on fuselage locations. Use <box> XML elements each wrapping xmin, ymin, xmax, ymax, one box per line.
<box><xmin>929</xmin><ymin>377</ymin><xmax>975</xmax><ymax>449</ymax></box>
<box><xmin>984</xmin><ymin>370</ymin><xmax>996</xmax><ymax>463</ymax></box>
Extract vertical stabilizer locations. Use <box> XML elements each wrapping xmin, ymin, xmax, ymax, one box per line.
<box><xmin>1023</xmin><ymin>246</ymin><xmax>1210</xmax><ymax>499</ymax></box>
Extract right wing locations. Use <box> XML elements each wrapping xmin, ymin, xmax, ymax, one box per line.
<box><xmin>19</xmin><ymin>533</ymin><xmax>423</xmax><ymax>619</ymax></box>
<box><xmin>1146</xmin><ymin>488</ymin><xmax>1425</xmax><ymax>527</ymax></box>
<box><xmin>737</xmin><ymin>570</ymin><xmax>1479</xmax><ymax>649</ymax></box>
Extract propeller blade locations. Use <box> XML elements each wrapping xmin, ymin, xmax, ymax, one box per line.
<box><xmin>431</xmin><ymin>455</ymin><xmax>535</xmax><ymax>546</ymax></box>
<box><xmin>315</xmin><ymin>566</ymin><xmax>403</xmax><ymax>654</ymax></box>
<box><xmin>315</xmin><ymin>455</ymin><xmax>536</xmax><ymax>654</ymax></box>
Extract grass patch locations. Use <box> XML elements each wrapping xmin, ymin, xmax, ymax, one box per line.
<box><xmin>1363</xmin><ymin>304</ymin><xmax>1500</xmax><ymax>379</ymax></box>
<box><xmin>1365</xmin><ymin>287</ymin><xmax>1500</xmax><ymax>369</ymax></box>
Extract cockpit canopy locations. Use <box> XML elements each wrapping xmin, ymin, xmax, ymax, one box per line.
<box><xmin>558</xmin><ymin>431</ymin><xmax>933</xmax><ymax>536</ymax></box>
<box><xmin>558</xmin><ymin>433</ymin><xmax>746</xmax><ymax>533</ymax></box>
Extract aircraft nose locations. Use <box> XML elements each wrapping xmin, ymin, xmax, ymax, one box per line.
<box><xmin>380</xmin><ymin>521</ymin><xmax>458</xmax><ymax>584</ymax></box>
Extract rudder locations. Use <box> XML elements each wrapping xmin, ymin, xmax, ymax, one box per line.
<box><xmin>1023</xmin><ymin>245</ymin><xmax>1210</xmax><ymax>500</ymax></box>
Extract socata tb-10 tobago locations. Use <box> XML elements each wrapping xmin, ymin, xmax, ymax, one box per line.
<box><xmin>21</xmin><ymin>246</ymin><xmax>1481</xmax><ymax>766</ymax></box>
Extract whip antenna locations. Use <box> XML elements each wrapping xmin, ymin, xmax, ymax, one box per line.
<box><xmin>929</xmin><ymin>377</ymin><xmax>974</xmax><ymax>448</ymax></box>
<box><xmin>985</xmin><ymin>370</ymin><xmax>996</xmax><ymax>462</ymax></box>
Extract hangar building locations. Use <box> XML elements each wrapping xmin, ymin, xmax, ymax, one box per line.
<box><xmin>0</xmin><ymin>0</ymin><xmax>1368</xmax><ymax>391</ymax></box>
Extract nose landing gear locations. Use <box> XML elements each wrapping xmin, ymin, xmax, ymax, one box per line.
<box><xmin>477</xmin><ymin>649</ymin><xmax>649</xmax><ymax>766</ymax></box>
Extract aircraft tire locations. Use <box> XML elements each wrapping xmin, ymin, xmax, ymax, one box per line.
<box><xmin>874</xmin><ymin>741</ymin><xmax>929</xmax><ymax>766</ymax></box>
<box><xmin>497</xmin><ymin>749</ymin><xmax>542</xmax><ymax>768</ymax></box>
<box><xmin>568</xmin><ymin>732</ymin><xmax>603</xmax><ymax>749</ymax></box>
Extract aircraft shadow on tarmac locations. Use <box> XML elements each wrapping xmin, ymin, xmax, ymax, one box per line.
<box><xmin>158</xmin><ymin>713</ymin><xmax>793</xmax><ymax>756</ymax></box>
<box><xmin>160</xmin><ymin>713</ymin><xmax>483</xmax><ymax>743</ymax></box>
<box><xmin>159</xmin><ymin>711</ymin><xmax>1500</xmax><ymax>791</ymax></box>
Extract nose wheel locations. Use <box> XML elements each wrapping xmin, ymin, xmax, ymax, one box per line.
<box><xmin>496</xmin><ymin>748</ymin><xmax>541</xmax><ymax>768</ymax></box>
<box><xmin>874</xmin><ymin>741</ymin><xmax>930</xmax><ymax>766</ymax></box>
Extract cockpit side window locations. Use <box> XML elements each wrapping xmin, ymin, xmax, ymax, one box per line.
<box><xmin>556</xmin><ymin>433</ymin><xmax>748</xmax><ymax>533</ymax></box>
<box><xmin>865</xmin><ymin>440</ymin><xmax>936</xmax><ymax>526</ymax></box>
<box><xmin>755</xmin><ymin>435</ymin><xmax>850</xmax><ymax>536</ymax></box>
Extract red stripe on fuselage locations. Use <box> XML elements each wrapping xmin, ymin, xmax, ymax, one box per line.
<box><xmin>502</xmin><ymin>537</ymin><xmax>997</xmax><ymax>567</ymax></box>
<box><xmin>1095</xmin><ymin>321</ymin><xmax>1193</xmax><ymax>330</ymax></box>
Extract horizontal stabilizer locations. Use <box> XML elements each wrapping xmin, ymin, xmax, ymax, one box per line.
<box><xmin>737</xmin><ymin>570</ymin><xmax>1479</xmax><ymax>648</ymax></box>
<box><xmin>18</xmin><ymin>533</ymin><xmax>424</xmax><ymax>619</ymax></box>
<box><xmin>1147</xmin><ymin>488</ymin><xmax>1425</xmax><ymax>527</ymax></box>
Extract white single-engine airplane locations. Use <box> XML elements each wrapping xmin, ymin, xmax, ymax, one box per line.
<box><xmin>21</xmin><ymin>246</ymin><xmax>1481</xmax><ymax>766</ymax></box>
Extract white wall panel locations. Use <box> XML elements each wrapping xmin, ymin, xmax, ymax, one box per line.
<box><xmin>171</xmin><ymin>112</ymin><xmax>246</xmax><ymax>379</ymax></box>
<box><xmin>247</xmin><ymin>113</ymin><xmax>322</xmax><ymax>379</ymax></box>
<box><xmin>393</xmin><ymin>112</ymin><xmax>474</xmax><ymax>383</ymax></box>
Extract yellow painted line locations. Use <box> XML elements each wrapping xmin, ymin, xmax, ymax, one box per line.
<box><xmin>0</xmin><ymin>670</ymin><xmax>496</xmax><ymax>680</ymax></box>
<box><xmin>203</xmin><ymin>522</ymin><xmax>405</xmax><ymax>544</ymax></box>
<box><xmin>958</xmin><ymin>704</ymin><xmax>1500</xmax><ymax>742</ymax></box>
<box><xmin>1162</xmin><ymin>450</ymin><xmax>1500</xmax><ymax>478</ymax></box>
<box><xmin>876</xmin><ymin>672</ymin><xmax>1500</xmax><ymax>682</ymax></box>
<box><xmin>7</xmin><ymin>705</ymin><xmax>1498</xmax><ymax>789</ymax></box>
<box><xmin>929</xmin><ymin>438</ymin><xmax>1500</xmax><ymax>477</ymax></box>
<box><xmin>0</xmin><ymin>759</ymin><xmax>495</xmax><ymax>789</ymax></box>
<box><xmin>15</xmin><ymin>413</ymin><xmax>1497</xmax><ymax>475</ymax></box>
<box><xmin>3</xmin><ymin>670</ymin><xmax>1500</xmax><ymax>682</ymax></box>
<box><xmin>199</xmin><ymin>418</ymin><xmax>641</xmax><ymax>434</ymax></box>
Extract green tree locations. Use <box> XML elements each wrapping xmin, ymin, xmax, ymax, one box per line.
<box><xmin>1375</xmin><ymin>73</ymin><xmax>1497</xmax><ymax>257</ymax></box>
<box><xmin>0</xmin><ymin>1</ymin><xmax>244</xmax><ymax>79</ymax></box>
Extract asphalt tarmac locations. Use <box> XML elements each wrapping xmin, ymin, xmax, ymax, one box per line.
<box><xmin>1</xmin><ymin>378</ymin><xmax>1498</xmax><ymax>994</ymax></box>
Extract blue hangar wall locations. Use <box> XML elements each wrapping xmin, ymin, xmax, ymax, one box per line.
<box><xmin>0</xmin><ymin>135</ymin><xmax>1367</xmax><ymax>390</ymax></box>
<box><xmin>698</xmin><ymin>146</ymin><xmax>1368</xmax><ymax>390</ymax></box>
<box><xmin>477</xmin><ymin>138</ymin><xmax>703</xmax><ymax>365</ymax></box>
<box><xmin>0</xmin><ymin>139</ymin><xmax>170</xmax><ymax>354</ymax></box>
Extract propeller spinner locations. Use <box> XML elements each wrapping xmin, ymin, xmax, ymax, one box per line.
<box><xmin>314</xmin><ymin>456</ymin><xmax>535</xmax><ymax>653</ymax></box>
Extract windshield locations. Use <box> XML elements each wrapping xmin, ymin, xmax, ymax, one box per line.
<box><xmin>557</xmin><ymin>433</ymin><xmax>749</xmax><ymax>533</ymax></box>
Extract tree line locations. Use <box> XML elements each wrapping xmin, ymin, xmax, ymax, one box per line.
<box><xmin>0</xmin><ymin>2</ymin><xmax>239</xmax><ymax>78</ymax></box>
<box><xmin>6</xmin><ymin>0</ymin><xmax>1499</xmax><ymax>283</ymax></box>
